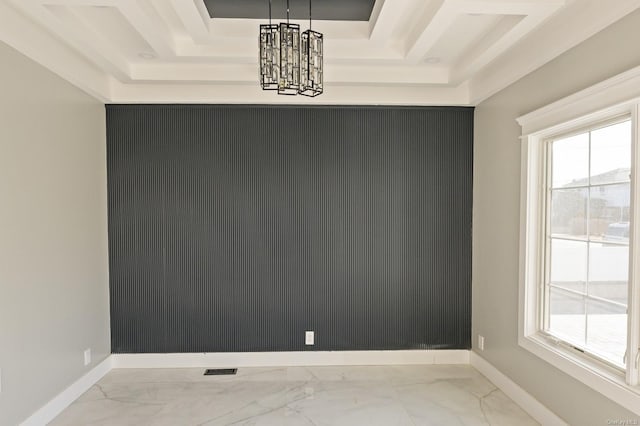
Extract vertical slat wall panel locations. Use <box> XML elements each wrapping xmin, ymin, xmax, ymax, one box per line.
<box><xmin>106</xmin><ymin>105</ymin><xmax>473</xmax><ymax>353</ymax></box>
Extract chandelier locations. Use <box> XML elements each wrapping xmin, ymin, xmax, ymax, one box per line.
<box><xmin>259</xmin><ymin>0</ymin><xmax>323</xmax><ymax>97</ymax></box>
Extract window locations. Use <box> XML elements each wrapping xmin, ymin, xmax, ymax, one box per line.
<box><xmin>517</xmin><ymin>66</ymin><xmax>640</xmax><ymax>416</ymax></box>
<box><xmin>545</xmin><ymin>119</ymin><xmax>631</xmax><ymax>369</ymax></box>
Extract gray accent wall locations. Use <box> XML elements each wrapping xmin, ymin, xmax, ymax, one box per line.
<box><xmin>473</xmin><ymin>9</ymin><xmax>640</xmax><ymax>424</ymax></box>
<box><xmin>107</xmin><ymin>105</ymin><xmax>473</xmax><ymax>354</ymax></box>
<box><xmin>0</xmin><ymin>41</ymin><xmax>110</xmax><ymax>426</ymax></box>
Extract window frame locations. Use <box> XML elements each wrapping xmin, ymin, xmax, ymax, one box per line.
<box><xmin>542</xmin><ymin>115</ymin><xmax>632</xmax><ymax>372</ymax></box>
<box><xmin>517</xmin><ymin>66</ymin><xmax>640</xmax><ymax>416</ymax></box>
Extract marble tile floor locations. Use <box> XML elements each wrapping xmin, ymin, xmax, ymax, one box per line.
<box><xmin>51</xmin><ymin>365</ymin><xmax>538</xmax><ymax>426</ymax></box>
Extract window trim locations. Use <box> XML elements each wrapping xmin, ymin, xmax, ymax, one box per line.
<box><xmin>517</xmin><ymin>65</ymin><xmax>640</xmax><ymax>416</ymax></box>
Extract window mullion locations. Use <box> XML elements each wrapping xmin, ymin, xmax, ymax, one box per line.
<box><xmin>626</xmin><ymin>103</ymin><xmax>640</xmax><ymax>386</ymax></box>
<box><xmin>542</xmin><ymin>142</ymin><xmax>553</xmax><ymax>332</ymax></box>
<box><xmin>585</xmin><ymin>129</ymin><xmax>592</xmax><ymax>348</ymax></box>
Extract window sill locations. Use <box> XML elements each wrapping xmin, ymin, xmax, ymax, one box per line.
<box><xmin>519</xmin><ymin>333</ymin><xmax>640</xmax><ymax>415</ymax></box>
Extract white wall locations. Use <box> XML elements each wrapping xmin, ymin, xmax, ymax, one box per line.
<box><xmin>0</xmin><ymin>41</ymin><xmax>110</xmax><ymax>425</ymax></box>
<box><xmin>473</xmin><ymin>9</ymin><xmax>640</xmax><ymax>425</ymax></box>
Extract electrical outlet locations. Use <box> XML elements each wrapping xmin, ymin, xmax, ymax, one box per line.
<box><xmin>305</xmin><ymin>331</ymin><xmax>314</xmax><ymax>345</ymax></box>
<box><xmin>84</xmin><ymin>348</ymin><xmax>91</xmax><ymax>366</ymax></box>
<box><xmin>478</xmin><ymin>335</ymin><xmax>485</xmax><ymax>351</ymax></box>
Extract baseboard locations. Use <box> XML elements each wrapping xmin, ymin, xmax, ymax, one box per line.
<box><xmin>111</xmin><ymin>349</ymin><xmax>470</xmax><ymax>369</ymax></box>
<box><xmin>20</xmin><ymin>357</ymin><xmax>112</xmax><ymax>426</ymax></box>
<box><xmin>470</xmin><ymin>352</ymin><xmax>567</xmax><ymax>426</ymax></box>
<box><xmin>20</xmin><ymin>350</ymin><xmax>566</xmax><ymax>426</ymax></box>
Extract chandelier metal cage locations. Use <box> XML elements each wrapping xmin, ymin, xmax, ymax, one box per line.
<box><xmin>278</xmin><ymin>0</ymin><xmax>300</xmax><ymax>95</ymax></box>
<box><xmin>299</xmin><ymin>0</ymin><xmax>322</xmax><ymax>97</ymax></box>
<box><xmin>259</xmin><ymin>0</ymin><xmax>279</xmax><ymax>90</ymax></box>
<box><xmin>259</xmin><ymin>0</ymin><xmax>323</xmax><ymax>97</ymax></box>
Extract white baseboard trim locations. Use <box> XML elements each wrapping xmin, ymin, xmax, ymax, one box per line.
<box><xmin>20</xmin><ymin>357</ymin><xmax>112</xmax><ymax>426</ymax></box>
<box><xmin>20</xmin><ymin>350</ymin><xmax>566</xmax><ymax>426</ymax></box>
<box><xmin>111</xmin><ymin>349</ymin><xmax>470</xmax><ymax>369</ymax></box>
<box><xmin>470</xmin><ymin>352</ymin><xmax>567</xmax><ymax>426</ymax></box>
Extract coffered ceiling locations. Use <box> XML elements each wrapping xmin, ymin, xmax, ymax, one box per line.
<box><xmin>1</xmin><ymin>0</ymin><xmax>639</xmax><ymax>105</ymax></box>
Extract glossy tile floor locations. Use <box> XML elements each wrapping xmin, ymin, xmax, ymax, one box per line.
<box><xmin>51</xmin><ymin>365</ymin><xmax>538</xmax><ymax>425</ymax></box>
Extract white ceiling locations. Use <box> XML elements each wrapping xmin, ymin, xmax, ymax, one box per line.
<box><xmin>1</xmin><ymin>0</ymin><xmax>639</xmax><ymax>105</ymax></box>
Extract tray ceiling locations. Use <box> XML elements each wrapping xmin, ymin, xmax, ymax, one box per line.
<box><xmin>203</xmin><ymin>0</ymin><xmax>377</xmax><ymax>21</ymax></box>
<box><xmin>1</xmin><ymin>0</ymin><xmax>639</xmax><ymax>105</ymax></box>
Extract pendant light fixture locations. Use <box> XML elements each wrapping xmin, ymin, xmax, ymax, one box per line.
<box><xmin>278</xmin><ymin>0</ymin><xmax>300</xmax><ymax>95</ymax></box>
<box><xmin>259</xmin><ymin>0</ymin><xmax>279</xmax><ymax>90</ymax></box>
<box><xmin>299</xmin><ymin>0</ymin><xmax>323</xmax><ymax>97</ymax></box>
<box><xmin>259</xmin><ymin>0</ymin><xmax>323</xmax><ymax>97</ymax></box>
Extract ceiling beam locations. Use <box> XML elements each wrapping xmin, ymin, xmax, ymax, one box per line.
<box><xmin>117</xmin><ymin>0</ymin><xmax>176</xmax><ymax>59</ymax></box>
<box><xmin>37</xmin><ymin>0</ymin><xmax>117</xmax><ymax>5</ymax></box>
<box><xmin>469</xmin><ymin>0</ymin><xmax>640</xmax><ymax>104</ymax></box>
<box><xmin>174</xmin><ymin>38</ymin><xmax>405</xmax><ymax>64</ymax></box>
<box><xmin>208</xmin><ymin>18</ymin><xmax>369</xmax><ymax>40</ymax></box>
<box><xmin>369</xmin><ymin>0</ymin><xmax>412</xmax><ymax>43</ymax></box>
<box><xmin>452</xmin><ymin>5</ymin><xmax>562</xmax><ymax>83</ymax></box>
<box><xmin>450</xmin><ymin>14</ymin><xmax>522</xmax><ymax>83</ymax></box>
<box><xmin>0</xmin><ymin>1</ymin><xmax>111</xmax><ymax>101</ymax></box>
<box><xmin>109</xmin><ymin>80</ymin><xmax>470</xmax><ymax>106</ymax></box>
<box><xmin>60</xmin><ymin>4</ymin><xmax>135</xmax><ymax>78</ymax></box>
<box><xmin>169</xmin><ymin>0</ymin><xmax>211</xmax><ymax>44</ymax></box>
<box><xmin>404</xmin><ymin>0</ymin><xmax>453</xmax><ymax>63</ymax></box>
<box><xmin>458</xmin><ymin>0</ymin><xmax>564</xmax><ymax>16</ymax></box>
<box><xmin>129</xmin><ymin>62</ymin><xmax>450</xmax><ymax>86</ymax></box>
<box><xmin>8</xmin><ymin>0</ymin><xmax>130</xmax><ymax>81</ymax></box>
